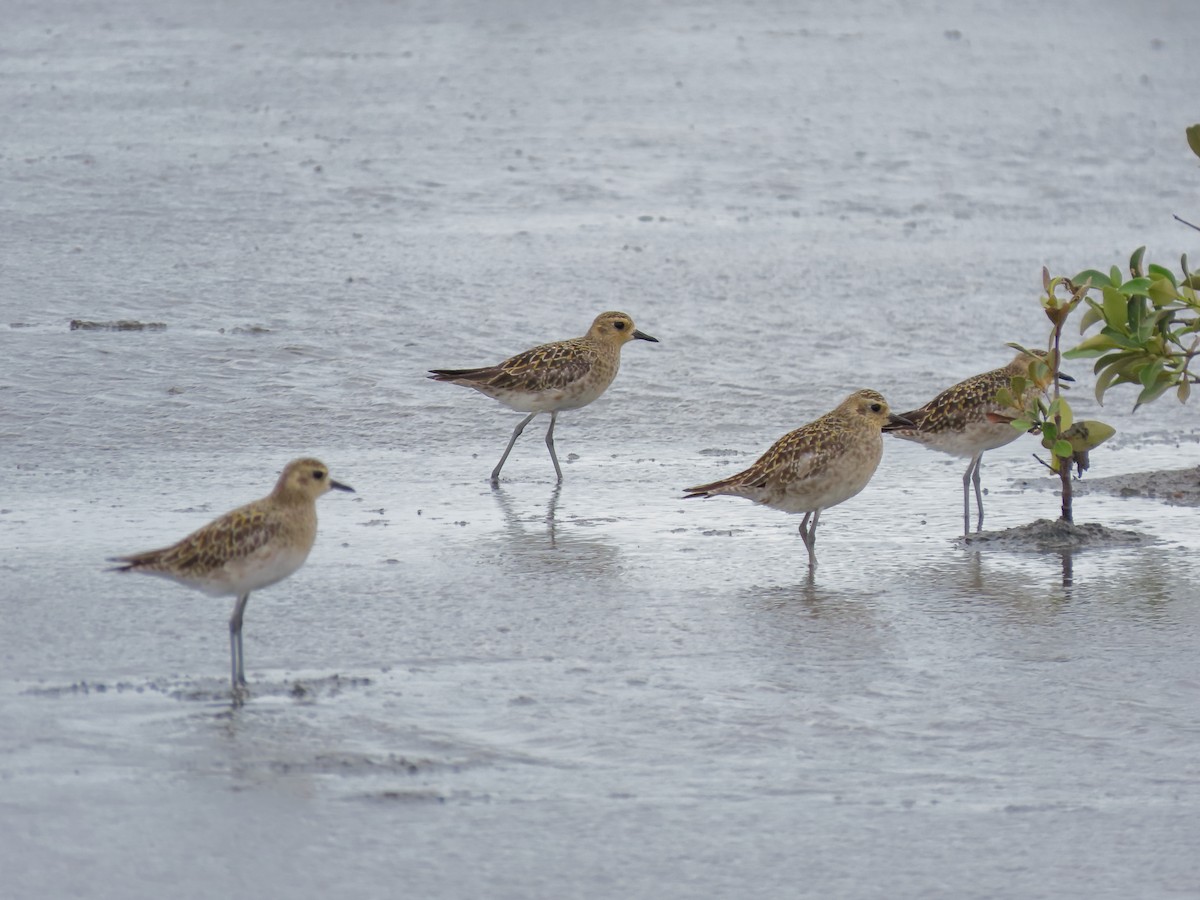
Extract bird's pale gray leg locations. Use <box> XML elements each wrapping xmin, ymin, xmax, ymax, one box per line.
<box><xmin>229</xmin><ymin>592</ymin><xmax>251</xmax><ymax>694</ymax></box>
<box><xmin>799</xmin><ymin>510</ymin><xmax>820</xmax><ymax>568</ymax></box>
<box><xmin>491</xmin><ymin>412</ymin><xmax>538</xmax><ymax>483</ymax></box>
<box><xmin>962</xmin><ymin>453</ymin><xmax>982</xmax><ymax>536</ymax></box>
<box><xmin>544</xmin><ymin>411</ymin><xmax>563</xmax><ymax>483</ymax></box>
<box><xmin>799</xmin><ymin>512</ymin><xmax>812</xmax><ymax>542</ymax></box>
<box><xmin>811</xmin><ymin>508</ymin><xmax>820</xmax><ymax>571</ymax></box>
<box><xmin>972</xmin><ymin>455</ymin><xmax>985</xmax><ymax>532</ymax></box>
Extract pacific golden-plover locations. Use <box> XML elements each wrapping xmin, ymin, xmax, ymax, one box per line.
<box><xmin>684</xmin><ymin>389</ymin><xmax>911</xmax><ymax>568</ymax></box>
<box><xmin>429</xmin><ymin>311</ymin><xmax>658</xmax><ymax>483</ymax></box>
<box><xmin>883</xmin><ymin>349</ymin><xmax>1066</xmax><ymax>535</ymax></box>
<box><xmin>108</xmin><ymin>458</ymin><xmax>354</xmax><ymax>698</ymax></box>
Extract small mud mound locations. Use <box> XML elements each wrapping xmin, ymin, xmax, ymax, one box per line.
<box><xmin>1074</xmin><ymin>466</ymin><xmax>1200</xmax><ymax>507</ymax></box>
<box><xmin>963</xmin><ymin>518</ymin><xmax>1149</xmax><ymax>551</ymax></box>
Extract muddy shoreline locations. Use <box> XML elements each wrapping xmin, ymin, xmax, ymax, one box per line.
<box><xmin>1074</xmin><ymin>464</ymin><xmax>1200</xmax><ymax>507</ymax></box>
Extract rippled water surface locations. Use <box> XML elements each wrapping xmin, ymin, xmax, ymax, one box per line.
<box><xmin>4</xmin><ymin>1</ymin><xmax>1200</xmax><ymax>898</ymax></box>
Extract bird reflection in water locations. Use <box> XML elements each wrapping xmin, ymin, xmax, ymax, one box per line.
<box><xmin>492</xmin><ymin>482</ymin><xmax>562</xmax><ymax>546</ymax></box>
<box><xmin>489</xmin><ymin>484</ymin><xmax>623</xmax><ymax>581</ymax></box>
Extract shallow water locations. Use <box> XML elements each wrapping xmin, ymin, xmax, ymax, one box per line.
<box><xmin>3</xmin><ymin>1</ymin><xmax>1200</xmax><ymax>898</ymax></box>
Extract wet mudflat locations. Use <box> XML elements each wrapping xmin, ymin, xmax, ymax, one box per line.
<box><xmin>3</xmin><ymin>1</ymin><xmax>1200</xmax><ymax>898</ymax></box>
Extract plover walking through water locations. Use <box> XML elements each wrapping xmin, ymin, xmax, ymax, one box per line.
<box><xmin>429</xmin><ymin>311</ymin><xmax>658</xmax><ymax>483</ymax></box>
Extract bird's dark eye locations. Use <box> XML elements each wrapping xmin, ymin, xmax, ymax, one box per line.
<box><xmin>613</xmin><ymin>321</ymin><xmax>626</xmax><ymax>330</ymax></box>
<box><xmin>870</xmin><ymin>403</ymin><xmax>882</xmax><ymax>413</ymax></box>
<box><xmin>313</xmin><ymin>470</ymin><xmax>325</xmax><ymax>480</ymax></box>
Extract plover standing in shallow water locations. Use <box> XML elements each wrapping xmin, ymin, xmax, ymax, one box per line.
<box><xmin>684</xmin><ymin>389</ymin><xmax>911</xmax><ymax>568</ymax></box>
<box><xmin>429</xmin><ymin>311</ymin><xmax>658</xmax><ymax>483</ymax></box>
<box><xmin>883</xmin><ymin>349</ymin><xmax>1065</xmax><ymax>535</ymax></box>
<box><xmin>108</xmin><ymin>458</ymin><xmax>354</xmax><ymax>698</ymax></box>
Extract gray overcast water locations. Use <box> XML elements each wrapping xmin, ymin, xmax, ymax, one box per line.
<box><xmin>3</xmin><ymin>1</ymin><xmax>1199</xmax><ymax>898</ymax></box>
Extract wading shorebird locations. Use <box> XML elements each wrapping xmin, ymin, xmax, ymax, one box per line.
<box><xmin>429</xmin><ymin>311</ymin><xmax>658</xmax><ymax>483</ymax></box>
<box><xmin>882</xmin><ymin>349</ymin><xmax>1068</xmax><ymax>535</ymax></box>
<box><xmin>683</xmin><ymin>389</ymin><xmax>911</xmax><ymax>568</ymax></box>
<box><xmin>108</xmin><ymin>458</ymin><xmax>354</xmax><ymax>699</ymax></box>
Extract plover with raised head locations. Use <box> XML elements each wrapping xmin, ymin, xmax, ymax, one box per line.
<box><xmin>684</xmin><ymin>389</ymin><xmax>911</xmax><ymax>568</ymax></box>
<box><xmin>109</xmin><ymin>458</ymin><xmax>354</xmax><ymax>699</ymax></box>
<box><xmin>429</xmin><ymin>311</ymin><xmax>658</xmax><ymax>483</ymax></box>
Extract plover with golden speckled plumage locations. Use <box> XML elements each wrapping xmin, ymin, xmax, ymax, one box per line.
<box><xmin>429</xmin><ymin>311</ymin><xmax>658</xmax><ymax>483</ymax></box>
<box><xmin>883</xmin><ymin>349</ymin><xmax>1067</xmax><ymax>535</ymax></box>
<box><xmin>684</xmin><ymin>389</ymin><xmax>911</xmax><ymax>568</ymax></box>
<box><xmin>108</xmin><ymin>458</ymin><xmax>354</xmax><ymax>698</ymax></box>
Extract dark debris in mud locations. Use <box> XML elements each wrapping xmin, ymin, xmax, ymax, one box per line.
<box><xmin>69</xmin><ymin>319</ymin><xmax>167</xmax><ymax>332</ymax></box>
<box><xmin>265</xmin><ymin>751</ymin><xmax>433</xmax><ymax>778</ymax></box>
<box><xmin>354</xmin><ymin>790</ymin><xmax>450</xmax><ymax>805</ymax></box>
<box><xmin>1073</xmin><ymin>465</ymin><xmax>1200</xmax><ymax>507</ymax></box>
<box><xmin>963</xmin><ymin>518</ymin><xmax>1149</xmax><ymax>551</ymax></box>
<box><xmin>22</xmin><ymin>673</ymin><xmax>373</xmax><ymax>702</ymax></box>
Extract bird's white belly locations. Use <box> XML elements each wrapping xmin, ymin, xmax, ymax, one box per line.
<box><xmin>492</xmin><ymin>380</ymin><xmax>611</xmax><ymax>414</ymax></box>
<box><xmin>917</xmin><ymin>421</ymin><xmax>1021</xmax><ymax>458</ymax></box>
<box><xmin>167</xmin><ymin>544</ymin><xmax>312</xmax><ymax>597</ymax></box>
<box><xmin>768</xmin><ymin>467</ymin><xmax>875</xmax><ymax>514</ymax></box>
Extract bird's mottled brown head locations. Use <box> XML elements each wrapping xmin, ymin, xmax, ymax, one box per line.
<box><xmin>841</xmin><ymin>389</ymin><xmax>914</xmax><ymax>429</ymax></box>
<box><xmin>588</xmin><ymin>311</ymin><xmax>658</xmax><ymax>345</ymax></box>
<box><xmin>274</xmin><ymin>458</ymin><xmax>355</xmax><ymax>499</ymax></box>
<box><xmin>1009</xmin><ymin>347</ymin><xmax>1071</xmax><ymax>388</ymax></box>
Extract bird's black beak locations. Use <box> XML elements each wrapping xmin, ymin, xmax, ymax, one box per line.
<box><xmin>330</xmin><ymin>479</ymin><xmax>356</xmax><ymax>493</ymax></box>
<box><xmin>885</xmin><ymin>413</ymin><xmax>916</xmax><ymax>429</ymax></box>
<box><xmin>633</xmin><ymin>330</ymin><xmax>659</xmax><ymax>342</ymax></box>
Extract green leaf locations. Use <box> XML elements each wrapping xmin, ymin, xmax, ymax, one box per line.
<box><xmin>1102</xmin><ymin>287</ymin><xmax>1128</xmax><ymax>328</ymax></box>
<box><xmin>1134</xmin><ymin>376</ymin><xmax>1174</xmax><ymax>410</ymax></box>
<box><xmin>1148</xmin><ymin>264</ymin><xmax>1178</xmax><ymax>288</ymax></box>
<box><xmin>1109</xmin><ymin>265</ymin><xmax>1123</xmax><ymax>288</ymax></box>
<box><xmin>1062</xmin><ymin>420</ymin><xmax>1116</xmax><ymax>451</ymax></box>
<box><xmin>1094</xmin><ymin>366</ymin><xmax>1119</xmax><ymax>403</ymax></box>
<box><xmin>994</xmin><ymin>387</ymin><xmax>1014</xmax><ymax>408</ymax></box>
<box><xmin>1188</xmin><ymin>124</ymin><xmax>1200</xmax><ymax>160</ymax></box>
<box><xmin>1178</xmin><ymin>379</ymin><xmax>1192</xmax><ymax>403</ymax></box>
<box><xmin>1077</xmin><ymin>303</ymin><xmax>1104</xmax><ymax>334</ymax></box>
<box><xmin>1053</xmin><ymin>439</ymin><xmax>1074</xmax><ymax>459</ymax></box>
<box><xmin>1135</xmin><ymin>317</ymin><xmax>1156</xmax><ymax>345</ymax></box>
<box><xmin>1066</xmin><ymin>333</ymin><xmax>1120</xmax><ymax>357</ymax></box>
<box><xmin>1130</xmin><ymin>246</ymin><xmax>1146</xmax><ymax>278</ymax></box>
<box><xmin>1056</xmin><ymin>397</ymin><xmax>1073</xmax><ymax>430</ymax></box>
<box><xmin>1116</xmin><ymin>353</ymin><xmax>1152</xmax><ymax>377</ymax></box>
<box><xmin>1139</xmin><ymin>360</ymin><xmax>1165</xmax><ymax>389</ymax></box>
<box><xmin>1148</xmin><ymin>278</ymin><xmax>1179</xmax><ymax>307</ymax></box>
<box><xmin>1010</xmin><ymin>375</ymin><xmax>1027</xmax><ymax>397</ymax></box>
<box><xmin>1072</xmin><ymin>269</ymin><xmax>1111</xmax><ymax>289</ymax></box>
<box><xmin>1094</xmin><ymin>354</ymin><xmax>1146</xmax><ymax>402</ymax></box>
<box><xmin>1098</xmin><ymin>326</ymin><xmax>1145</xmax><ymax>350</ymax></box>
<box><xmin>1042</xmin><ymin>421</ymin><xmax>1058</xmax><ymax>442</ymax></box>
<box><xmin>1120</xmin><ymin>277</ymin><xmax>1153</xmax><ymax>296</ymax></box>
<box><xmin>1011</xmin><ymin>418</ymin><xmax>1034</xmax><ymax>433</ymax></box>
